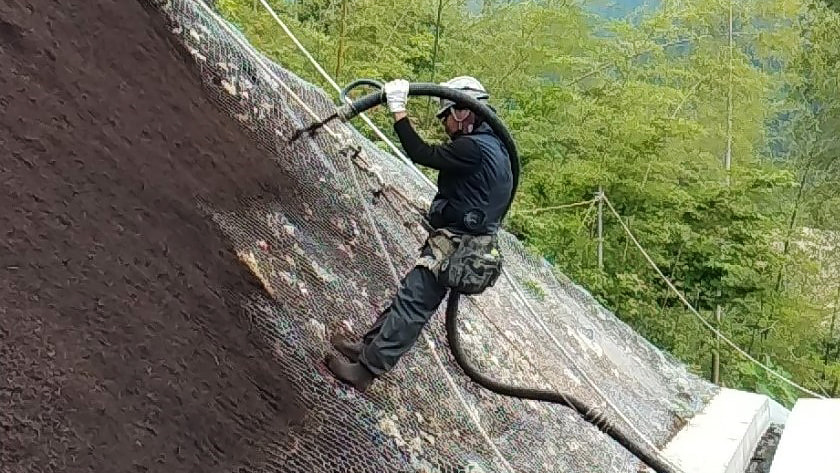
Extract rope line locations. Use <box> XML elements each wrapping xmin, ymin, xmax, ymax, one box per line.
<box><xmin>256</xmin><ymin>0</ymin><xmax>435</xmax><ymax>189</ymax></box>
<box><xmin>602</xmin><ymin>194</ymin><xmax>826</xmax><ymax>399</ymax></box>
<box><xmin>194</xmin><ymin>1</ymin><xmax>340</xmax><ymax>139</ymax></box>
<box><xmin>512</xmin><ymin>199</ymin><xmax>598</xmax><ymax>215</ymax></box>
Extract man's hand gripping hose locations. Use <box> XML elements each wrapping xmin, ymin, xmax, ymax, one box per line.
<box><xmin>290</xmin><ymin>79</ymin><xmax>682</xmax><ymax>473</ymax></box>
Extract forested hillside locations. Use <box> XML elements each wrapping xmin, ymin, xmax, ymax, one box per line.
<box><xmin>215</xmin><ymin>0</ymin><xmax>840</xmax><ymax>406</ymax></box>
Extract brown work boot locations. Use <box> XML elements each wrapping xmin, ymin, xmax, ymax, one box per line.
<box><xmin>330</xmin><ymin>332</ymin><xmax>362</xmax><ymax>362</ymax></box>
<box><xmin>325</xmin><ymin>354</ymin><xmax>375</xmax><ymax>392</ymax></box>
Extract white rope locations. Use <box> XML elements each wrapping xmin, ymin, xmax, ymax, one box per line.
<box><xmin>251</xmin><ymin>0</ymin><xmax>669</xmax><ymax>460</ymax></box>
<box><xmin>194</xmin><ymin>0</ymin><xmax>341</xmax><ymax>140</ymax></box>
<box><xmin>256</xmin><ymin>0</ymin><xmax>436</xmax><ymax>189</ymax></box>
<box><xmin>602</xmin><ymin>194</ymin><xmax>826</xmax><ymax>399</ymax></box>
<box><xmin>512</xmin><ymin>199</ymin><xmax>598</xmax><ymax>215</ymax></box>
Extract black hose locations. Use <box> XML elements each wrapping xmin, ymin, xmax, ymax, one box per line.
<box><xmin>446</xmin><ymin>294</ymin><xmax>679</xmax><ymax>473</ymax></box>
<box><xmin>336</xmin><ymin>81</ymin><xmax>519</xmax><ymax>220</ymax></box>
<box><xmin>337</xmin><ymin>81</ymin><xmax>678</xmax><ymax>473</ymax></box>
<box><xmin>339</xmin><ymin>78</ymin><xmax>384</xmax><ymax>105</ymax></box>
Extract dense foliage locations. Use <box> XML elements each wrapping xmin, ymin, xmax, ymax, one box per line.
<box><xmin>216</xmin><ymin>0</ymin><xmax>840</xmax><ymax>406</ymax></box>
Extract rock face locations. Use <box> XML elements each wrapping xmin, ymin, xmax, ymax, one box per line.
<box><xmin>2</xmin><ymin>0</ymin><xmax>717</xmax><ymax>472</ymax></box>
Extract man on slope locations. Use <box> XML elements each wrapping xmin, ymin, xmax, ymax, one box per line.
<box><xmin>325</xmin><ymin>76</ymin><xmax>513</xmax><ymax>392</ymax></box>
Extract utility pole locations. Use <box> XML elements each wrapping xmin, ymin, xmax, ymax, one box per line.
<box><xmin>713</xmin><ymin>291</ymin><xmax>722</xmax><ymax>384</ymax></box>
<box><xmin>597</xmin><ymin>186</ymin><xmax>604</xmax><ymax>270</ymax></box>
<box><xmin>823</xmin><ymin>284</ymin><xmax>840</xmax><ymax>380</ymax></box>
<box><xmin>713</xmin><ymin>0</ymin><xmax>734</xmax><ymax>386</ymax></box>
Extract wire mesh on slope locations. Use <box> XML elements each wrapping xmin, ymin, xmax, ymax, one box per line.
<box><xmin>147</xmin><ymin>0</ymin><xmax>719</xmax><ymax>471</ymax></box>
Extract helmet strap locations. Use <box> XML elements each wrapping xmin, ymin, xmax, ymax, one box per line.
<box><xmin>452</xmin><ymin>109</ymin><xmax>474</xmax><ymax>134</ymax></box>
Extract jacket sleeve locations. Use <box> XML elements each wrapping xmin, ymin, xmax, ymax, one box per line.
<box><xmin>393</xmin><ymin>117</ymin><xmax>481</xmax><ymax>173</ymax></box>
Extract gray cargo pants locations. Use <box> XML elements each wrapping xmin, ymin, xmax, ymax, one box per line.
<box><xmin>357</xmin><ymin>244</ymin><xmax>449</xmax><ymax>376</ymax></box>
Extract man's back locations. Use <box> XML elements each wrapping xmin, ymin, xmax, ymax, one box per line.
<box><xmin>432</xmin><ymin>122</ymin><xmax>513</xmax><ymax>235</ymax></box>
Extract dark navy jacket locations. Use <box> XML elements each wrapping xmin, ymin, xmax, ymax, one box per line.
<box><xmin>393</xmin><ymin>118</ymin><xmax>513</xmax><ymax>235</ymax></box>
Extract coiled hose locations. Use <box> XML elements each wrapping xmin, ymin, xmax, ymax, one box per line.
<box><xmin>332</xmin><ymin>80</ymin><xmax>679</xmax><ymax>473</ymax></box>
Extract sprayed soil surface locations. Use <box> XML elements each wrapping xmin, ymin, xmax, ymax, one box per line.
<box><xmin>0</xmin><ymin>1</ymin><xmax>305</xmax><ymax>471</ymax></box>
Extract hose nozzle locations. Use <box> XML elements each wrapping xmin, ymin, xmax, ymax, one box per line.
<box><xmin>287</xmin><ymin>112</ymin><xmax>340</xmax><ymax>143</ymax></box>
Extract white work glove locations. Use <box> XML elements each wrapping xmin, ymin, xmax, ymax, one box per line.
<box><xmin>383</xmin><ymin>79</ymin><xmax>409</xmax><ymax>113</ymax></box>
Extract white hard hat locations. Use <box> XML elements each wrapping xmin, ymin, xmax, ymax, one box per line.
<box><xmin>436</xmin><ymin>75</ymin><xmax>489</xmax><ymax>118</ymax></box>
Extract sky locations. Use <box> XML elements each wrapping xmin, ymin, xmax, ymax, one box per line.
<box><xmin>464</xmin><ymin>0</ymin><xmax>662</xmax><ymax>19</ymax></box>
<box><xmin>584</xmin><ymin>0</ymin><xmax>661</xmax><ymax>19</ymax></box>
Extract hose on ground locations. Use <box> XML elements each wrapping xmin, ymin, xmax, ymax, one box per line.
<box><xmin>335</xmin><ymin>80</ymin><xmax>679</xmax><ymax>473</ymax></box>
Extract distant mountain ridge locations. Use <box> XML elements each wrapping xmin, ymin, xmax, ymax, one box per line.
<box><xmin>586</xmin><ymin>0</ymin><xmax>661</xmax><ymax>18</ymax></box>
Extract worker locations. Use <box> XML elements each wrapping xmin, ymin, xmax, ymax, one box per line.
<box><xmin>324</xmin><ymin>76</ymin><xmax>513</xmax><ymax>392</ymax></box>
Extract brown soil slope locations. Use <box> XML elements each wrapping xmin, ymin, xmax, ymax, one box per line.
<box><xmin>0</xmin><ymin>1</ymin><xmax>303</xmax><ymax>472</ymax></box>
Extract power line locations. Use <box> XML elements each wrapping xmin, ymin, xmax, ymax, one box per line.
<box><xmin>512</xmin><ymin>198</ymin><xmax>598</xmax><ymax>215</ymax></box>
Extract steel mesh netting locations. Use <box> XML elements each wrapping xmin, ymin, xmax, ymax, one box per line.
<box><xmin>146</xmin><ymin>0</ymin><xmax>719</xmax><ymax>471</ymax></box>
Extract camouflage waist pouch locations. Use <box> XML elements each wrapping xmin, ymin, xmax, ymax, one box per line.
<box><xmin>417</xmin><ymin>229</ymin><xmax>503</xmax><ymax>295</ymax></box>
